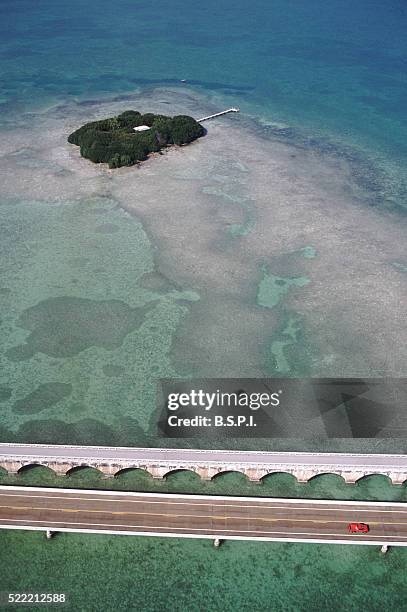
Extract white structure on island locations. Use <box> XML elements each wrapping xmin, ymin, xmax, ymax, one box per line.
<box><xmin>133</xmin><ymin>125</ymin><xmax>150</xmax><ymax>132</ymax></box>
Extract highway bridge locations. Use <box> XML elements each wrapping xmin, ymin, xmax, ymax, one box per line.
<box><xmin>1</xmin><ymin>444</ymin><xmax>407</xmax><ymax>484</ymax></box>
<box><xmin>0</xmin><ymin>486</ymin><xmax>406</xmax><ymax>546</ymax></box>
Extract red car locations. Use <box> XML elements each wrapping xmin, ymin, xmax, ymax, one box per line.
<box><xmin>348</xmin><ymin>522</ymin><xmax>370</xmax><ymax>534</ymax></box>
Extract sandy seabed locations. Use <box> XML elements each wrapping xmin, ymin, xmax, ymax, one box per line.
<box><xmin>0</xmin><ymin>86</ymin><xmax>406</xmax><ymax>450</ymax></box>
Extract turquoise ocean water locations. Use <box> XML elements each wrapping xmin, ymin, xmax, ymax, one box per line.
<box><xmin>0</xmin><ymin>0</ymin><xmax>407</xmax><ymax>439</ymax></box>
<box><xmin>1</xmin><ymin>0</ymin><xmax>407</xmax><ymax>194</ymax></box>
<box><xmin>1</xmin><ymin>2</ymin><xmax>407</xmax><ymax>610</ymax></box>
<box><xmin>0</xmin><ymin>0</ymin><xmax>406</xmax><ymax>450</ymax></box>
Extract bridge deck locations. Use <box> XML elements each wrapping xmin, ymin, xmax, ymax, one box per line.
<box><xmin>0</xmin><ymin>486</ymin><xmax>406</xmax><ymax>545</ymax></box>
<box><xmin>0</xmin><ymin>444</ymin><xmax>407</xmax><ymax>470</ymax></box>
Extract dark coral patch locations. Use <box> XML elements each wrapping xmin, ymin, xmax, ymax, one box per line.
<box><xmin>0</xmin><ymin>386</ymin><xmax>12</xmax><ymax>402</ymax></box>
<box><xmin>13</xmin><ymin>382</ymin><xmax>72</xmax><ymax>414</ymax></box>
<box><xmin>102</xmin><ymin>364</ymin><xmax>125</xmax><ymax>377</ymax></box>
<box><xmin>6</xmin><ymin>296</ymin><xmax>154</xmax><ymax>360</ymax></box>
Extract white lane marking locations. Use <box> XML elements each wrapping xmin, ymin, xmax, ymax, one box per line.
<box><xmin>1</xmin><ymin>492</ymin><xmax>407</xmax><ymax>514</ymax></box>
<box><xmin>0</xmin><ymin>516</ymin><xmax>405</xmax><ymax>539</ymax></box>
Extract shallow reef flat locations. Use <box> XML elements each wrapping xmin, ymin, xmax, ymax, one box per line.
<box><xmin>0</xmin><ymin>87</ymin><xmax>406</xmax><ymax>451</ymax></box>
<box><xmin>2</xmin><ymin>528</ymin><xmax>407</xmax><ymax>612</ymax></box>
<box><xmin>109</xmin><ymin>89</ymin><xmax>407</xmax><ymax>380</ymax></box>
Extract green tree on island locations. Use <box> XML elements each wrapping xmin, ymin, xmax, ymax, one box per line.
<box><xmin>68</xmin><ymin>111</ymin><xmax>205</xmax><ymax>168</ymax></box>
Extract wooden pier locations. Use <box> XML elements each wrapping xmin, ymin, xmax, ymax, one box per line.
<box><xmin>197</xmin><ymin>107</ymin><xmax>240</xmax><ymax>122</ymax></box>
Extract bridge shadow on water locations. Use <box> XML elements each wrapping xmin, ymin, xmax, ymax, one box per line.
<box><xmin>1</xmin><ymin>466</ymin><xmax>407</xmax><ymax>502</ymax></box>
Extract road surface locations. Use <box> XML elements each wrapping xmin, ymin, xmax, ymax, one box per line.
<box><xmin>1</xmin><ymin>443</ymin><xmax>407</xmax><ymax>471</ymax></box>
<box><xmin>0</xmin><ymin>486</ymin><xmax>407</xmax><ymax>546</ymax></box>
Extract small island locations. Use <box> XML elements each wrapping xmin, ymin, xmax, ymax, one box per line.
<box><xmin>68</xmin><ymin>110</ymin><xmax>205</xmax><ymax>168</ymax></box>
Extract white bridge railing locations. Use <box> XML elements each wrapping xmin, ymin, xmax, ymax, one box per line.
<box><xmin>0</xmin><ymin>444</ymin><xmax>406</xmax><ymax>484</ymax></box>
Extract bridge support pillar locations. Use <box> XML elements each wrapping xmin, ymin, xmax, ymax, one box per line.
<box><xmin>381</xmin><ymin>544</ymin><xmax>389</xmax><ymax>554</ymax></box>
<box><xmin>213</xmin><ymin>538</ymin><xmax>222</xmax><ymax>548</ymax></box>
<box><xmin>149</xmin><ymin>466</ymin><xmax>170</xmax><ymax>480</ymax></box>
<box><xmin>0</xmin><ymin>461</ymin><xmax>22</xmax><ymax>475</ymax></box>
<box><xmin>341</xmin><ymin>472</ymin><xmax>361</xmax><ymax>484</ymax></box>
<box><xmin>195</xmin><ymin>467</ymin><xmax>218</xmax><ymax>480</ymax></box>
<box><xmin>292</xmin><ymin>471</ymin><xmax>312</xmax><ymax>484</ymax></box>
<box><xmin>243</xmin><ymin>469</ymin><xmax>263</xmax><ymax>483</ymax></box>
<box><xmin>97</xmin><ymin>465</ymin><xmax>118</xmax><ymax>478</ymax></box>
<box><xmin>47</xmin><ymin>462</ymin><xmax>72</xmax><ymax>476</ymax></box>
<box><xmin>46</xmin><ymin>530</ymin><xmax>54</xmax><ymax>540</ymax></box>
<box><xmin>388</xmin><ymin>473</ymin><xmax>406</xmax><ymax>485</ymax></box>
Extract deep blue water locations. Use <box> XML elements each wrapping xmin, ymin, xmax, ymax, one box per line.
<box><xmin>1</xmin><ymin>0</ymin><xmax>407</xmax><ymax>174</ymax></box>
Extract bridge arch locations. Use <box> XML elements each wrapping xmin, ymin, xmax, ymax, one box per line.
<box><xmin>114</xmin><ymin>467</ymin><xmax>152</xmax><ymax>480</ymax></box>
<box><xmin>307</xmin><ymin>473</ymin><xmax>347</xmax><ymax>484</ymax></box>
<box><xmin>261</xmin><ymin>471</ymin><xmax>299</xmax><ymax>484</ymax></box>
<box><xmin>355</xmin><ymin>473</ymin><xmax>393</xmax><ymax>485</ymax></box>
<box><xmin>66</xmin><ymin>465</ymin><xmax>105</xmax><ymax>479</ymax></box>
<box><xmin>2</xmin><ymin>445</ymin><xmax>407</xmax><ymax>489</ymax></box>
<box><xmin>163</xmin><ymin>468</ymin><xmax>201</xmax><ymax>480</ymax></box>
<box><xmin>210</xmin><ymin>469</ymin><xmax>249</xmax><ymax>482</ymax></box>
<box><xmin>18</xmin><ymin>463</ymin><xmax>56</xmax><ymax>476</ymax></box>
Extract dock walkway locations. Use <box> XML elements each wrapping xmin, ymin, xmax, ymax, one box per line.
<box><xmin>197</xmin><ymin>108</ymin><xmax>240</xmax><ymax>122</ymax></box>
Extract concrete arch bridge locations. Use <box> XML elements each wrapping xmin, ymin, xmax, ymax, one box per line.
<box><xmin>1</xmin><ymin>444</ymin><xmax>407</xmax><ymax>485</ymax></box>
